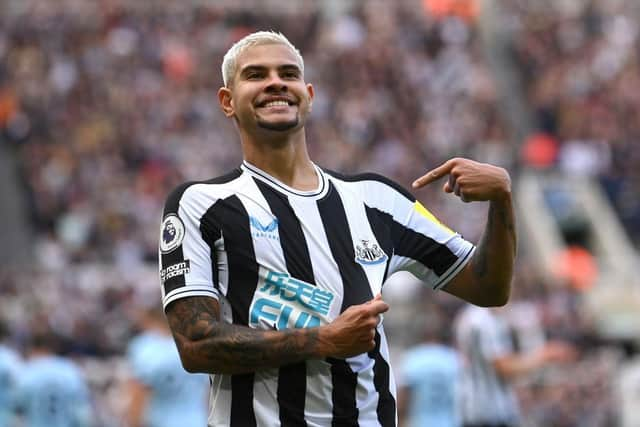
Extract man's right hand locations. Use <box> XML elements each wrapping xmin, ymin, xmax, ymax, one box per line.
<box><xmin>319</xmin><ymin>294</ymin><xmax>389</xmax><ymax>359</ymax></box>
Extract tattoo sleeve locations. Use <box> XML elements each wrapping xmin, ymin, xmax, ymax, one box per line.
<box><xmin>166</xmin><ymin>296</ymin><xmax>324</xmax><ymax>374</ymax></box>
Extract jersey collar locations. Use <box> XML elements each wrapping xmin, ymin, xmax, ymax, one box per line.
<box><xmin>241</xmin><ymin>160</ymin><xmax>328</xmax><ymax>198</ymax></box>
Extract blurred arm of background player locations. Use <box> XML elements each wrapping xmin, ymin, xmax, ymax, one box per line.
<box><xmin>493</xmin><ymin>340</ymin><xmax>578</xmax><ymax>379</ymax></box>
<box><xmin>125</xmin><ymin>379</ymin><xmax>148</xmax><ymax>427</ymax></box>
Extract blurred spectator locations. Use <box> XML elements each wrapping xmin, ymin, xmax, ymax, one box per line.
<box><xmin>14</xmin><ymin>328</ymin><xmax>93</xmax><ymax>427</ymax></box>
<box><xmin>520</xmin><ymin>132</ymin><xmax>559</xmax><ymax>170</ymax></box>
<box><xmin>0</xmin><ymin>320</ymin><xmax>21</xmax><ymax>426</ymax></box>
<box><xmin>397</xmin><ymin>306</ymin><xmax>462</xmax><ymax>427</ymax></box>
<box><xmin>504</xmin><ymin>0</ymin><xmax>640</xmax><ymax>246</ymax></box>
<box><xmin>125</xmin><ymin>305</ymin><xmax>208</xmax><ymax>427</ymax></box>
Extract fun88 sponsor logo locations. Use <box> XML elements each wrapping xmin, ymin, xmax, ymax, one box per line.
<box><xmin>249</xmin><ymin>270</ymin><xmax>335</xmax><ymax>330</ymax></box>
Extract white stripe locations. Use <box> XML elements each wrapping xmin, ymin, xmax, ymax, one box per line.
<box><xmin>329</xmin><ymin>181</ymin><xmax>387</xmax><ymax>297</ymax></box>
<box><xmin>207</xmin><ymin>374</ymin><xmax>231</xmax><ymax>427</ymax></box>
<box><xmin>254</xmin><ymin>369</ymin><xmax>281</xmax><ymax>427</ymax></box>
<box><xmin>288</xmin><ymin>197</ymin><xmax>343</xmax><ymax>318</ymax></box>
<box><xmin>287</xmin><ymin>196</ymin><xmax>339</xmax><ymax>421</ymax></box>
<box><xmin>162</xmin><ymin>286</ymin><xmax>219</xmax><ymax>310</ymax></box>
<box><xmin>351</xmin><ymin>353</ymin><xmax>379</xmax><ymax>426</ymax></box>
<box><xmin>378</xmin><ymin>324</ymin><xmax>398</xmax><ymax>422</ymax></box>
<box><xmin>216</xmin><ymin>234</ymin><xmax>229</xmax><ymax>296</ymax></box>
<box><xmin>304</xmin><ymin>360</ymin><xmax>334</xmax><ymax>427</ymax></box>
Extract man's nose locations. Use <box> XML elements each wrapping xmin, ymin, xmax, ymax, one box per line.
<box><xmin>264</xmin><ymin>72</ymin><xmax>287</xmax><ymax>92</ymax></box>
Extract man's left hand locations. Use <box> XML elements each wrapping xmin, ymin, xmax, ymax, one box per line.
<box><xmin>412</xmin><ymin>157</ymin><xmax>511</xmax><ymax>203</ymax></box>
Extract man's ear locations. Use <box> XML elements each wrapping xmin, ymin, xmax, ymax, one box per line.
<box><xmin>218</xmin><ymin>87</ymin><xmax>234</xmax><ymax>117</ymax></box>
<box><xmin>307</xmin><ymin>83</ymin><xmax>314</xmax><ymax>112</ymax></box>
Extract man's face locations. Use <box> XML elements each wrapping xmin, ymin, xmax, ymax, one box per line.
<box><xmin>220</xmin><ymin>43</ymin><xmax>313</xmax><ymax>134</ymax></box>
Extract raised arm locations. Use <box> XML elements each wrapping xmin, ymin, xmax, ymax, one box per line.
<box><xmin>165</xmin><ymin>294</ymin><xmax>389</xmax><ymax>374</ymax></box>
<box><xmin>412</xmin><ymin>158</ymin><xmax>516</xmax><ymax>307</ymax></box>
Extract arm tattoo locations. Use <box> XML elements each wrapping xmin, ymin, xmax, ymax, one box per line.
<box><xmin>472</xmin><ymin>207</ymin><xmax>492</xmax><ymax>280</ymax></box>
<box><xmin>472</xmin><ymin>200</ymin><xmax>517</xmax><ymax>284</ymax></box>
<box><xmin>166</xmin><ymin>296</ymin><xmax>321</xmax><ymax>374</ymax></box>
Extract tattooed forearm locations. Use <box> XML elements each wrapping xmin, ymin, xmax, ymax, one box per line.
<box><xmin>166</xmin><ymin>297</ymin><xmax>322</xmax><ymax>374</ymax></box>
<box><xmin>472</xmin><ymin>207</ymin><xmax>492</xmax><ymax>280</ymax></box>
<box><xmin>470</xmin><ymin>195</ymin><xmax>517</xmax><ymax>304</ymax></box>
<box><xmin>495</xmin><ymin>201</ymin><xmax>517</xmax><ymax>255</ymax></box>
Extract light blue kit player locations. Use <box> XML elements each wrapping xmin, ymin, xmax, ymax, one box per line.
<box><xmin>0</xmin><ymin>344</ymin><xmax>22</xmax><ymax>426</ymax></box>
<box><xmin>398</xmin><ymin>340</ymin><xmax>462</xmax><ymax>427</ymax></box>
<box><xmin>127</xmin><ymin>323</ymin><xmax>208</xmax><ymax>427</ymax></box>
<box><xmin>15</xmin><ymin>351</ymin><xmax>93</xmax><ymax>427</ymax></box>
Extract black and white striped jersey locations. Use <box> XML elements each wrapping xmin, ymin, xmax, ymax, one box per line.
<box><xmin>454</xmin><ymin>305</ymin><xmax>521</xmax><ymax>426</ymax></box>
<box><xmin>158</xmin><ymin>161</ymin><xmax>475</xmax><ymax>427</ymax></box>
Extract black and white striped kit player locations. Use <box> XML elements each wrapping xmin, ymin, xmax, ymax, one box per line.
<box><xmin>454</xmin><ymin>305</ymin><xmax>521</xmax><ymax>426</ymax></box>
<box><xmin>159</xmin><ymin>161</ymin><xmax>475</xmax><ymax>427</ymax></box>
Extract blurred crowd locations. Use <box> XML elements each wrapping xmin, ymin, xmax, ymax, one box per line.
<box><xmin>0</xmin><ymin>0</ymin><xmax>637</xmax><ymax>425</ymax></box>
<box><xmin>505</xmin><ymin>0</ymin><xmax>640</xmax><ymax>247</ymax></box>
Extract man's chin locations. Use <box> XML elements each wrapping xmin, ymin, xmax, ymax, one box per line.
<box><xmin>257</xmin><ymin>118</ymin><xmax>299</xmax><ymax>132</ymax></box>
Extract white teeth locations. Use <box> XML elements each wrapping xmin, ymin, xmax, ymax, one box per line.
<box><xmin>263</xmin><ymin>100</ymin><xmax>289</xmax><ymax>107</ymax></box>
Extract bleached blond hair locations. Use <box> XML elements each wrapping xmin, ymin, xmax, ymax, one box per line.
<box><xmin>221</xmin><ymin>31</ymin><xmax>304</xmax><ymax>87</ymax></box>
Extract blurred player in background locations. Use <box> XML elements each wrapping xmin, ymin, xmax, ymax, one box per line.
<box><xmin>160</xmin><ymin>30</ymin><xmax>516</xmax><ymax>426</ymax></box>
<box><xmin>397</xmin><ymin>307</ymin><xmax>462</xmax><ymax>427</ymax></box>
<box><xmin>454</xmin><ymin>304</ymin><xmax>577</xmax><ymax>427</ymax></box>
<box><xmin>0</xmin><ymin>320</ymin><xmax>21</xmax><ymax>426</ymax></box>
<box><xmin>14</xmin><ymin>327</ymin><xmax>93</xmax><ymax>427</ymax></box>
<box><xmin>126</xmin><ymin>305</ymin><xmax>208</xmax><ymax>427</ymax></box>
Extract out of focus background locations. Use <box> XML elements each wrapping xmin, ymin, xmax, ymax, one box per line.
<box><xmin>1</xmin><ymin>0</ymin><xmax>640</xmax><ymax>425</ymax></box>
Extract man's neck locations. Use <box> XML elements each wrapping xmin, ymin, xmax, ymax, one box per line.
<box><xmin>240</xmin><ymin>131</ymin><xmax>318</xmax><ymax>191</ymax></box>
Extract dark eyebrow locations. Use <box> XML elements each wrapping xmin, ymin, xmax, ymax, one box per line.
<box><xmin>239</xmin><ymin>65</ymin><xmax>267</xmax><ymax>77</ymax></box>
<box><xmin>279</xmin><ymin>64</ymin><xmax>301</xmax><ymax>74</ymax></box>
<box><xmin>239</xmin><ymin>63</ymin><xmax>301</xmax><ymax>78</ymax></box>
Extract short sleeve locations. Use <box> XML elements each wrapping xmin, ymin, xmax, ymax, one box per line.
<box><xmin>395</xmin><ymin>200</ymin><xmax>475</xmax><ymax>290</ymax></box>
<box><xmin>363</xmin><ymin>177</ymin><xmax>475</xmax><ymax>290</ymax></box>
<box><xmin>159</xmin><ymin>183</ymin><xmax>221</xmax><ymax>310</ymax></box>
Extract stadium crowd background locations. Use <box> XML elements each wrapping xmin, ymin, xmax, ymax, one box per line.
<box><xmin>0</xmin><ymin>0</ymin><xmax>638</xmax><ymax>425</ymax></box>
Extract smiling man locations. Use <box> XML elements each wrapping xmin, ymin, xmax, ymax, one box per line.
<box><xmin>159</xmin><ymin>31</ymin><xmax>516</xmax><ymax>427</ymax></box>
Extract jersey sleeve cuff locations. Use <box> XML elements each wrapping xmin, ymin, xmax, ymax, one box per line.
<box><xmin>162</xmin><ymin>285</ymin><xmax>220</xmax><ymax>311</ymax></box>
<box><xmin>432</xmin><ymin>244</ymin><xmax>476</xmax><ymax>291</ymax></box>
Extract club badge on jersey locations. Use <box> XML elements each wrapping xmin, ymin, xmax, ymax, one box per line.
<box><xmin>354</xmin><ymin>239</ymin><xmax>388</xmax><ymax>265</ymax></box>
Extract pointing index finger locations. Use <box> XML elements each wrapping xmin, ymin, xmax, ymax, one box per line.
<box><xmin>412</xmin><ymin>160</ymin><xmax>454</xmax><ymax>189</ymax></box>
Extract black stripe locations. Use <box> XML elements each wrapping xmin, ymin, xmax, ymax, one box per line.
<box><xmin>206</xmin><ymin>195</ymin><xmax>258</xmax><ymax>325</ymax></box>
<box><xmin>317</xmin><ymin>182</ymin><xmax>372</xmax><ymax>425</ymax></box>
<box><xmin>201</xmin><ymin>169</ymin><xmax>243</xmax><ymax>293</ymax></box>
<box><xmin>318</xmin><ymin>182</ymin><xmax>373</xmax><ymax>309</ymax></box>
<box><xmin>367</xmin><ymin>207</ymin><xmax>458</xmax><ymax>276</ymax></box>
<box><xmin>255</xmin><ymin>179</ymin><xmax>315</xmax><ymax>283</ymax></box>
<box><xmin>200</xmin><ymin>209</ymin><xmax>222</xmax><ymax>293</ymax></box>
<box><xmin>207</xmin><ymin>195</ymin><xmax>258</xmax><ymax>426</ymax></box>
<box><xmin>369</xmin><ymin>332</ymin><xmax>396</xmax><ymax>427</ymax></box>
<box><xmin>160</xmin><ymin>170</ymin><xmax>242</xmax><ymax>295</ymax></box>
<box><xmin>230</xmin><ymin>374</ymin><xmax>256</xmax><ymax>427</ymax></box>
<box><xmin>323</xmin><ymin>169</ymin><xmax>415</xmax><ymax>202</ymax></box>
<box><xmin>364</xmin><ymin>207</ymin><xmax>394</xmax><ymax>284</ymax></box>
<box><xmin>255</xmin><ymin>179</ymin><xmax>311</xmax><ymax>427</ymax></box>
<box><xmin>434</xmin><ymin>246</ymin><xmax>473</xmax><ymax>289</ymax></box>
<box><xmin>328</xmin><ymin>358</ymin><xmax>359</xmax><ymax>427</ymax></box>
